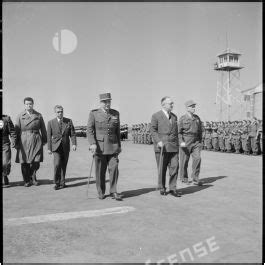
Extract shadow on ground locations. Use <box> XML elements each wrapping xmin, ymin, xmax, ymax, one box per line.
<box><xmin>121</xmin><ymin>187</ymin><xmax>157</xmax><ymax>198</ymax></box>
<box><xmin>120</xmin><ymin>176</ymin><xmax>228</xmax><ymax>198</ymax></box>
<box><xmin>7</xmin><ymin>176</ymin><xmax>99</xmax><ymax>188</ymax></box>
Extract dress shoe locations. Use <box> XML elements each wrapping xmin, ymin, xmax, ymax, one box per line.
<box><xmin>110</xmin><ymin>192</ymin><xmax>123</xmax><ymax>201</ymax></box>
<box><xmin>60</xmin><ymin>184</ymin><xmax>67</xmax><ymax>189</ymax></box>
<box><xmin>159</xmin><ymin>189</ymin><xmax>166</xmax><ymax>195</ymax></box>
<box><xmin>54</xmin><ymin>185</ymin><xmax>60</xmax><ymax>190</ymax></box>
<box><xmin>169</xmin><ymin>190</ymin><xmax>182</xmax><ymax>197</ymax></box>
<box><xmin>32</xmin><ymin>180</ymin><xmax>39</xmax><ymax>186</ymax></box>
<box><xmin>98</xmin><ymin>194</ymin><xmax>106</xmax><ymax>200</ymax></box>
<box><xmin>193</xmin><ymin>180</ymin><xmax>203</xmax><ymax>186</ymax></box>
<box><xmin>24</xmin><ymin>183</ymin><xmax>31</xmax><ymax>187</ymax></box>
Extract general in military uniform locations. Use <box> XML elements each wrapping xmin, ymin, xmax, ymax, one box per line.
<box><xmin>178</xmin><ymin>100</ymin><xmax>203</xmax><ymax>186</ymax></box>
<box><xmin>87</xmin><ymin>93</ymin><xmax>122</xmax><ymax>200</ymax></box>
<box><xmin>2</xmin><ymin>115</ymin><xmax>17</xmax><ymax>187</ymax></box>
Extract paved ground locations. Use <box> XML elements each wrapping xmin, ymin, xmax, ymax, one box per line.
<box><xmin>3</xmin><ymin>138</ymin><xmax>262</xmax><ymax>263</ymax></box>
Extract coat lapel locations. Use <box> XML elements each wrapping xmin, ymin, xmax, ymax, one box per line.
<box><xmin>24</xmin><ymin>110</ymin><xmax>38</xmax><ymax>126</ymax></box>
<box><xmin>53</xmin><ymin>118</ymin><xmax>60</xmax><ymax>133</ymax></box>
<box><xmin>160</xmin><ymin>110</ymin><xmax>171</xmax><ymax>127</ymax></box>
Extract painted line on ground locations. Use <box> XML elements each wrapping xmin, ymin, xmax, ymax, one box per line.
<box><xmin>4</xmin><ymin>206</ymin><xmax>135</xmax><ymax>226</ymax></box>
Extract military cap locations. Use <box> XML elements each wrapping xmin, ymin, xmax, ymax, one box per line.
<box><xmin>99</xmin><ymin>93</ymin><xmax>112</xmax><ymax>101</ymax></box>
<box><xmin>185</xmin><ymin>100</ymin><xmax>197</xmax><ymax>107</ymax></box>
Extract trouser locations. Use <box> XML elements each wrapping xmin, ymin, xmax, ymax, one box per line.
<box><xmin>94</xmin><ymin>153</ymin><xmax>119</xmax><ymax>196</ymax></box>
<box><xmin>205</xmin><ymin>137</ymin><xmax>212</xmax><ymax>150</ymax></box>
<box><xmin>155</xmin><ymin>151</ymin><xmax>179</xmax><ymax>190</ymax></box>
<box><xmin>218</xmin><ymin>137</ymin><xmax>225</xmax><ymax>151</ymax></box>
<box><xmin>212</xmin><ymin>137</ymin><xmax>219</xmax><ymax>151</ymax></box>
<box><xmin>250</xmin><ymin>137</ymin><xmax>259</xmax><ymax>154</ymax></box>
<box><xmin>3</xmin><ymin>144</ymin><xmax>11</xmax><ymax>177</ymax></box>
<box><xmin>53</xmin><ymin>144</ymin><xmax>69</xmax><ymax>186</ymax></box>
<box><xmin>225</xmin><ymin>138</ymin><xmax>232</xmax><ymax>152</ymax></box>
<box><xmin>234</xmin><ymin>139</ymin><xmax>242</xmax><ymax>153</ymax></box>
<box><xmin>242</xmin><ymin>138</ymin><xmax>251</xmax><ymax>153</ymax></box>
<box><xmin>179</xmin><ymin>140</ymin><xmax>202</xmax><ymax>181</ymax></box>
<box><xmin>21</xmin><ymin>162</ymin><xmax>40</xmax><ymax>184</ymax></box>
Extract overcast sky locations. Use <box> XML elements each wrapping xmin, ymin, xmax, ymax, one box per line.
<box><xmin>3</xmin><ymin>2</ymin><xmax>262</xmax><ymax>125</ymax></box>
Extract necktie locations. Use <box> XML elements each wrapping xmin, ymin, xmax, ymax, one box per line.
<box><xmin>59</xmin><ymin>119</ymin><xmax>63</xmax><ymax>131</ymax></box>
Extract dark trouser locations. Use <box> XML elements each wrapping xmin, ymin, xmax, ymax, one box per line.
<box><xmin>94</xmin><ymin>153</ymin><xmax>119</xmax><ymax>196</ymax></box>
<box><xmin>53</xmin><ymin>144</ymin><xmax>69</xmax><ymax>186</ymax></box>
<box><xmin>179</xmin><ymin>140</ymin><xmax>202</xmax><ymax>181</ymax></box>
<box><xmin>250</xmin><ymin>137</ymin><xmax>259</xmax><ymax>154</ymax></box>
<box><xmin>155</xmin><ymin>152</ymin><xmax>179</xmax><ymax>191</ymax></box>
<box><xmin>21</xmin><ymin>162</ymin><xmax>40</xmax><ymax>184</ymax></box>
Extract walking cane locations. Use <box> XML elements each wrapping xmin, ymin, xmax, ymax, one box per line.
<box><xmin>87</xmin><ymin>154</ymin><xmax>95</xmax><ymax>198</ymax></box>
<box><xmin>157</xmin><ymin>144</ymin><xmax>164</xmax><ymax>191</ymax></box>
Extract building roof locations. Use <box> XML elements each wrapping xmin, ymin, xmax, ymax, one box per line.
<box><xmin>241</xmin><ymin>83</ymin><xmax>263</xmax><ymax>94</ymax></box>
<box><xmin>217</xmin><ymin>48</ymin><xmax>242</xmax><ymax>57</ymax></box>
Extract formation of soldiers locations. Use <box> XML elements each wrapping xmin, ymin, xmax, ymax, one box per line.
<box><xmin>202</xmin><ymin>118</ymin><xmax>263</xmax><ymax>155</ymax></box>
<box><xmin>120</xmin><ymin>124</ymin><xmax>128</xmax><ymax>141</ymax></box>
<box><xmin>131</xmin><ymin>118</ymin><xmax>263</xmax><ymax>155</ymax></box>
<box><xmin>131</xmin><ymin>123</ymin><xmax>153</xmax><ymax>144</ymax></box>
<box><xmin>74</xmin><ymin>124</ymin><xmax>128</xmax><ymax>140</ymax></box>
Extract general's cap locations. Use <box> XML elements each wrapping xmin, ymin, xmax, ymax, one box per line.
<box><xmin>185</xmin><ymin>100</ymin><xmax>196</xmax><ymax>107</ymax></box>
<box><xmin>99</xmin><ymin>93</ymin><xmax>112</xmax><ymax>101</ymax></box>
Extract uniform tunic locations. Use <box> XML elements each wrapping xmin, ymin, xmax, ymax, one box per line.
<box><xmin>87</xmin><ymin>108</ymin><xmax>121</xmax><ymax>196</ymax></box>
<box><xmin>178</xmin><ymin>113</ymin><xmax>202</xmax><ymax>181</ymax></box>
<box><xmin>15</xmin><ymin>110</ymin><xmax>47</xmax><ymax>163</ymax></box>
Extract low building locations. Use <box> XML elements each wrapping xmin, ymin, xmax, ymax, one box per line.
<box><xmin>241</xmin><ymin>83</ymin><xmax>262</xmax><ymax>119</ymax></box>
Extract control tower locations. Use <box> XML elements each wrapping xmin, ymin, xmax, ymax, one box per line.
<box><xmin>214</xmin><ymin>48</ymin><xmax>244</xmax><ymax>121</ymax></box>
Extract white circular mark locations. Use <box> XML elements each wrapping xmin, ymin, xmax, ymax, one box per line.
<box><xmin>0</xmin><ymin>120</ymin><xmax>4</xmax><ymax>129</ymax></box>
<box><xmin>52</xmin><ymin>29</ymin><xmax>78</xmax><ymax>54</ymax></box>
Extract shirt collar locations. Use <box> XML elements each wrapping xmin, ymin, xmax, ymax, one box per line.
<box><xmin>162</xmin><ymin>109</ymin><xmax>170</xmax><ymax>118</ymax></box>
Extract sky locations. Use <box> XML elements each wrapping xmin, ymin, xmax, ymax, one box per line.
<box><xmin>3</xmin><ymin>2</ymin><xmax>262</xmax><ymax>126</ymax></box>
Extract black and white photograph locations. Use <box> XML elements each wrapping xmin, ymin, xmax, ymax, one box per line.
<box><xmin>1</xmin><ymin>1</ymin><xmax>262</xmax><ymax>263</ymax></box>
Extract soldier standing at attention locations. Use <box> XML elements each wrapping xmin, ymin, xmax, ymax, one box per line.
<box><xmin>87</xmin><ymin>93</ymin><xmax>122</xmax><ymax>200</ymax></box>
<box><xmin>241</xmin><ymin>120</ymin><xmax>251</xmax><ymax>155</ymax></box>
<box><xmin>205</xmin><ymin>122</ymin><xmax>213</xmax><ymax>150</ymax></box>
<box><xmin>178</xmin><ymin>100</ymin><xmax>203</xmax><ymax>186</ymax></box>
<box><xmin>224</xmin><ymin>122</ymin><xmax>232</xmax><ymax>153</ymax></box>
<box><xmin>256</xmin><ymin>120</ymin><xmax>262</xmax><ymax>154</ymax></box>
<box><xmin>211</xmin><ymin>122</ymin><xmax>219</xmax><ymax>151</ymax></box>
<box><xmin>2</xmin><ymin>115</ymin><xmax>17</xmax><ymax>187</ymax></box>
<box><xmin>249</xmin><ymin>117</ymin><xmax>259</xmax><ymax>155</ymax></box>
<box><xmin>218</xmin><ymin>122</ymin><xmax>225</xmax><ymax>152</ymax></box>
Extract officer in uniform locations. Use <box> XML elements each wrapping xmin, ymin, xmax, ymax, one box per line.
<box><xmin>2</xmin><ymin>115</ymin><xmax>17</xmax><ymax>187</ymax></box>
<box><xmin>178</xmin><ymin>100</ymin><xmax>203</xmax><ymax>186</ymax></box>
<box><xmin>87</xmin><ymin>93</ymin><xmax>122</xmax><ymax>200</ymax></box>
